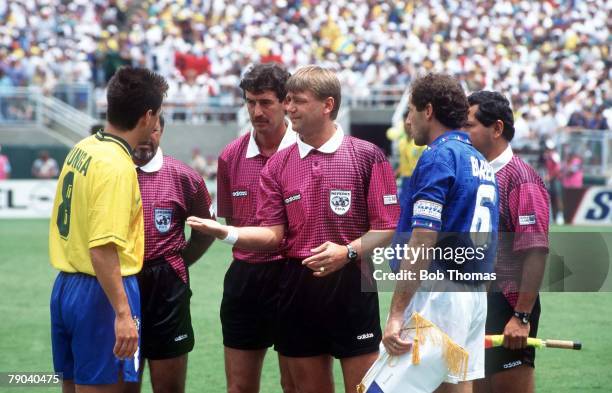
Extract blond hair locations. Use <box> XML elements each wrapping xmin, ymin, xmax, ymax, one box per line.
<box><xmin>286</xmin><ymin>65</ymin><xmax>342</xmax><ymax>119</ymax></box>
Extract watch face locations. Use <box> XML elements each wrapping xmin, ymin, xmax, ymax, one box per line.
<box><xmin>347</xmin><ymin>245</ymin><xmax>357</xmax><ymax>260</ymax></box>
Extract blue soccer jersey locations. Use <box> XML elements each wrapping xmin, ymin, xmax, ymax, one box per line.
<box><xmin>395</xmin><ymin>131</ymin><xmax>499</xmax><ymax>281</ymax></box>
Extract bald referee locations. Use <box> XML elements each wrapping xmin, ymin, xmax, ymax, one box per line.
<box><xmin>49</xmin><ymin>66</ymin><xmax>168</xmax><ymax>393</ymax></box>
<box><xmin>188</xmin><ymin>65</ymin><xmax>400</xmax><ymax>393</ymax></box>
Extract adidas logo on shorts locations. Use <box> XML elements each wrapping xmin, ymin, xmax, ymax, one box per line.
<box><xmin>356</xmin><ymin>333</ymin><xmax>374</xmax><ymax>340</ymax></box>
<box><xmin>174</xmin><ymin>334</ymin><xmax>189</xmax><ymax>342</ymax></box>
<box><xmin>503</xmin><ymin>360</ymin><xmax>523</xmax><ymax>369</ymax></box>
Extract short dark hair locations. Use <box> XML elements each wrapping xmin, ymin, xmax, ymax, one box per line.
<box><xmin>239</xmin><ymin>63</ymin><xmax>291</xmax><ymax>102</ymax></box>
<box><xmin>468</xmin><ymin>91</ymin><xmax>515</xmax><ymax>141</ymax></box>
<box><xmin>410</xmin><ymin>73</ymin><xmax>468</xmax><ymax>130</ymax></box>
<box><xmin>106</xmin><ymin>66</ymin><xmax>169</xmax><ymax>131</ymax></box>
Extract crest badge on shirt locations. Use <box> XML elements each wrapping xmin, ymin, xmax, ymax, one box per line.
<box><xmin>330</xmin><ymin>190</ymin><xmax>351</xmax><ymax>215</ymax></box>
<box><xmin>154</xmin><ymin>208</ymin><xmax>173</xmax><ymax>233</ymax></box>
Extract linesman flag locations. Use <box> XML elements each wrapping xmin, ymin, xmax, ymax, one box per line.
<box><xmin>359</xmin><ymin>313</ymin><xmax>469</xmax><ymax>393</ymax></box>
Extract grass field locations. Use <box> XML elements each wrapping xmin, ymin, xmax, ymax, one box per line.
<box><xmin>1</xmin><ymin>219</ymin><xmax>611</xmax><ymax>392</ymax></box>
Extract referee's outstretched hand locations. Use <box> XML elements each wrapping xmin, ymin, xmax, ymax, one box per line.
<box><xmin>187</xmin><ymin>216</ymin><xmax>227</xmax><ymax>239</ymax></box>
<box><xmin>114</xmin><ymin>313</ymin><xmax>139</xmax><ymax>360</ymax></box>
<box><xmin>303</xmin><ymin>241</ymin><xmax>349</xmax><ymax>277</ymax></box>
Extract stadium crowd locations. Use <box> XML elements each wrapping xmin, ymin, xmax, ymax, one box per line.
<box><xmin>0</xmin><ymin>0</ymin><xmax>610</xmax><ymax>133</ymax></box>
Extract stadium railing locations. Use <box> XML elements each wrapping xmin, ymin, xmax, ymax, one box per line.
<box><xmin>0</xmin><ymin>87</ymin><xmax>96</xmax><ymax>144</ymax></box>
<box><xmin>92</xmin><ymin>84</ymin><xmax>407</xmax><ymax>125</ymax></box>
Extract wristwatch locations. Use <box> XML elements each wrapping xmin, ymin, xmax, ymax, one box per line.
<box><xmin>513</xmin><ymin>310</ymin><xmax>531</xmax><ymax>325</ymax></box>
<box><xmin>346</xmin><ymin>244</ymin><xmax>358</xmax><ymax>262</ymax></box>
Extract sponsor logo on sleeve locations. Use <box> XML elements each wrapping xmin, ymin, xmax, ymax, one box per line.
<box><xmin>232</xmin><ymin>190</ymin><xmax>248</xmax><ymax>197</ymax></box>
<box><xmin>330</xmin><ymin>190</ymin><xmax>351</xmax><ymax>215</ymax></box>
<box><xmin>383</xmin><ymin>194</ymin><xmax>398</xmax><ymax>205</ymax></box>
<box><xmin>518</xmin><ymin>214</ymin><xmax>537</xmax><ymax>225</ymax></box>
<box><xmin>284</xmin><ymin>194</ymin><xmax>301</xmax><ymax>205</ymax></box>
<box><xmin>413</xmin><ymin>200</ymin><xmax>443</xmax><ymax>221</ymax></box>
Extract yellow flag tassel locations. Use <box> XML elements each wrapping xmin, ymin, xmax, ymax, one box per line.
<box><xmin>403</xmin><ymin>312</ymin><xmax>469</xmax><ymax>380</ymax></box>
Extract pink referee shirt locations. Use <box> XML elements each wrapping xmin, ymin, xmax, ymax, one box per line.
<box><xmin>257</xmin><ymin>126</ymin><xmax>400</xmax><ymax>259</ymax></box>
<box><xmin>137</xmin><ymin>148</ymin><xmax>212</xmax><ymax>282</ymax></box>
<box><xmin>491</xmin><ymin>146</ymin><xmax>549</xmax><ymax>307</ymax></box>
<box><xmin>217</xmin><ymin>125</ymin><xmax>297</xmax><ymax>263</ymax></box>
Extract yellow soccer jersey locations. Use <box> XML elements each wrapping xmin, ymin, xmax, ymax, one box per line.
<box><xmin>398</xmin><ymin>135</ymin><xmax>425</xmax><ymax>177</ymax></box>
<box><xmin>49</xmin><ymin>132</ymin><xmax>144</xmax><ymax>276</ymax></box>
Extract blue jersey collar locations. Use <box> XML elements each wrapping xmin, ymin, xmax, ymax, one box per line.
<box><xmin>429</xmin><ymin>131</ymin><xmax>471</xmax><ymax>148</ymax></box>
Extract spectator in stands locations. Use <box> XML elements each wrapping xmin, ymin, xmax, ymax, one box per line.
<box><xmin>190</xmin><ymin>147</ymin><xmax>207</xmax><ymax>178</ymax></box>
<box><xmin>543</xmin><ymin>140</ymin><xmax>564</xmax><ymax>224</ymax></box>
<box><xmin>203</xmin><ymin>155</ymin><xmax>217</xmax><ymax>181</ymax></box>
<box><xmin>31</xmin><ymin>150</ymin><xmax>59</xmax><ymax>179</ymax></box>
<box><xmin>562</xmin><ymin>150</ymin><xmax>584</xmax><ymax>189</ymax></box>
<box><xmin>0</xmin><ymin>0</ymin><xmax>608</xmax><ymax>129</ymax></box>
<box><xmin>567</xmin><ymin>108</ymin><xmax>590</xmax><ymax>130</ymax></box>
<box><xmin>0</xmin><ymin>144</ymin><xmax>11</xmax><ymax>180</ymax></box>
<box><xmin>589</xmin><ymin>107</ymin><xmax>609</xmax><ymax>130</ymax></box>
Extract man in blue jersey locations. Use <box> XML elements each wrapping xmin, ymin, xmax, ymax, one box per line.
<box><xmin>382</xmin><ymin>73</ymin><xmax>498</xmax><ymax>392</ymax></box>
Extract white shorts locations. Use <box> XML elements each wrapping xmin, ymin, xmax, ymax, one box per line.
<box><xmin>403</xmin><ymin>281</ymin><xmax>487</xmax><ymax>383</ymax></box>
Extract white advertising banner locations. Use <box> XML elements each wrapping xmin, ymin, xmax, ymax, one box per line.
<box><xmin>0</xmin><ymin>180</ymin><xmax>58</xmax><ymax>219</ymax></box>
<box><xmin>571</xmin><ymin>187</ymin><xmax>612</xmax><ymax>225</ymax></box>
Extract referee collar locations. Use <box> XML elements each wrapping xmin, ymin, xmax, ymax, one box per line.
<box><xmin>489</xmin><ymin>145</ymin><xmax>513</xmax><ymax>174</ymax></box>
<box><xmin>137</xmin><ymin>147</ymin><xmax>164</xmax><ymax>173</ymax></box>
<box><xmin>297</xmin><ymin>124</ymin><xmax>344</xmax><ymax>159</ymax></box>
<box><xmin>95</xmin><ymin>131</ymin><xmax>132</xmax><ymax>156</ymax></box>
<box><xmin>245</xmin><ymin>119</ymin><xmax>297</xmax><ymax>158</ymax></box>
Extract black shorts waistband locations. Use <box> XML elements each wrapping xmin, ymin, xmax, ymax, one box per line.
<box><xmin>233</xmin><ymin>258</ymin><xmax>286</xmax><ymax>265</ymax></box>
<box><xmin>143</xmin><ymin>256</ymin><xmax>171</xmax><ymax>268</ymax></box>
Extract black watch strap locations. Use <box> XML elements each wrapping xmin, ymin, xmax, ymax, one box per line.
<box><xmin>513</xmin><ymin>310</ymin><xmax>531</xmax><ymax>325</ymax></box>
<box><xmin>346</xmin><ymin>244</ymin><xmax>358</xmax><ymax>262</ymax></box>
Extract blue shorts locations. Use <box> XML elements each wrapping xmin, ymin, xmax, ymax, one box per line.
<box><xmin>50</xmin><ymin>272</ymin><xmax>141</xmax><ymax>385</ymax></box>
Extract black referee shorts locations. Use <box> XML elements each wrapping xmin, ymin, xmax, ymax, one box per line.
<box><xmin>275</xmin><ymin>259</ymin><xmax>381</xmax><ymax>359</ymax></box>
<box><xmin>220</xmin><ymin>259</ymin><xmax>285</xmax><ymax>350</ymax></box>
<box><xmin>137</xmin><ymin>257</ymin><xmax>194</xmax><ymax>360</ymax></box>
<box><xmin>484</xmin><ymin>291</ymin><xmax>541</xmax><ymax>375</ymax></box>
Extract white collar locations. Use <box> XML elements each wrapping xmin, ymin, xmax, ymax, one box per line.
<box><xmin>297</xmin><ymin>124</ymin><xmax>344</xmax><ymax>159</ymax></box>
<box><xmin>489</xmin><ymin>144</ymin><xmax>513</xmax><ymax>174</ymax></box>
<box><xmin>137</xmin><ymin>147</ymin><xmax>164</xmax><ymax>173</ymax></box>
<box><xmin>245</xmin><ymin>120</ymin><xmax>297</xmax><ymax>158</ymax></box>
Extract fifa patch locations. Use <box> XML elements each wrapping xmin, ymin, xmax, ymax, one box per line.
<box><xmin>154</xmin><ymin>208</ymin><xmax>173</xmax><ymax>233</ymax></box>
<box><xmin>284</xmin><ymin>194</ymin><xmax>301</xmax><ymax>204</ymax></box>
<box><xmin>383</xmin><ymin>194</ymin><xmax>398</xmax><ymax>205</ymax></box>
<box><xmin>414</xmin><ymin>200</ymin><xmax>442</xmax><ymax>221</ymax></box>
<box><xmin>232</xmin><ymin>190</ymin><xmax>248</xmax><ymax>197</ymax></box>
<box><xmin>330</xmin><ymin>190</ymin><xmax>351</xmax><ymax>215</ymax></box>
<box><xmin>519</xmin><ymin>214</ymin><xmax>537</xmax><ymax>225</ymax></box>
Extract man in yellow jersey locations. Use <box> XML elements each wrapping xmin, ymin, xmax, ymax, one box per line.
<box><xmin>49</xmin><ymin>66</ymin><xmax>168</xmax><ymax>392</ymax></box>
<box><xmin>397</xmin><ymin>122</ymin><xmax>425</xmax><ymax>208</ymax></box>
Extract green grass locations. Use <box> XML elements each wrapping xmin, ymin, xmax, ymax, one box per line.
<box><xmin>0</xmin><ymin>220</ymin><xmax>611</xmax><ymax>392</ymax></box>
